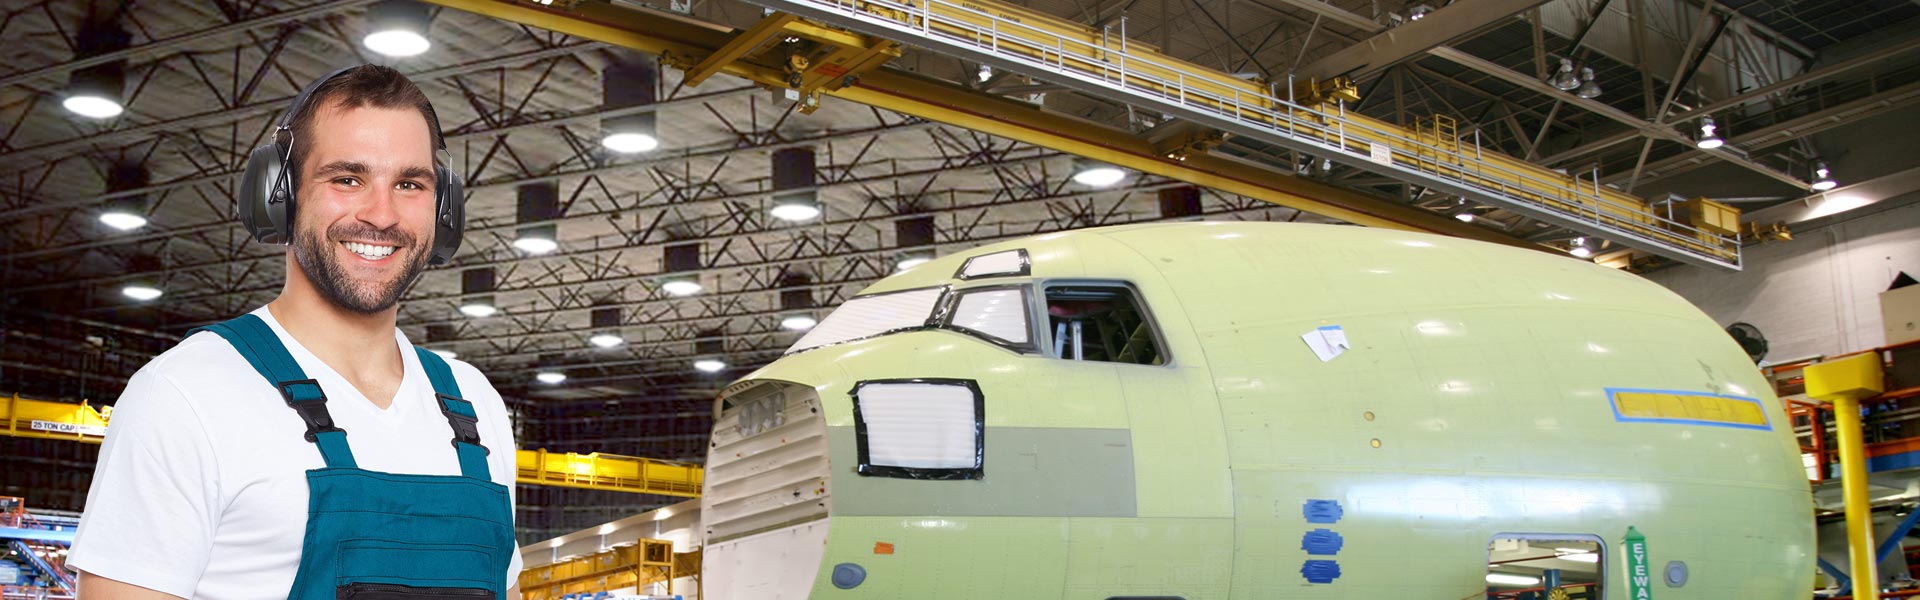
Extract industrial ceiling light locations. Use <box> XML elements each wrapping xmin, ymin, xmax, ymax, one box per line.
<box><xmin>1811</xmin><ymin>161</ymin><xmax>1838</xmax><ymax>191</ymax></box>
<box><xmin>770</xmin><ymin>196</ymin><xmax>822</xmax><ymax>222</ymax></box>
<box><xmin>1569</xmin><ymin>236</ymin><xmax>1593</xmax><ymax>258</ymax></box>
<box><xmin>781</xmin><ymin>314</ymin><xmax>818</xmax><ymax>331</ymax></box>
<box><xmin>535</xmin><ymin>371</ymin><xmax>567</xmax><ymax>384</ymax></box>
<box><xmin>458</xmin><ymin>298</ymin><xmax>497</xmax><ymax>318</ymax></box>
<box><xmin>602</xmin><ymin>131</ymin><xmax>659</xmax><ymax>153</ymax></box>
<box><xmin>1071</xmin><ymin>159</ymin><xmax>1127</xmax><ymax>187</ymax></box>
<box><xmin>1549</xmin><ymin>58</ymin><xmax>1580</xmax><ymax>91</ymax></box>
<box><xmin>430</xmin><ymin>348</ymin><xmax>458</xmax><ymax>360</ymax></box>
<box><xmin>363</xmin><ymin>0</ymin><xmax>433</xmax><ymax>57</ymax></box>
<box><xmin>512</xmin><ymin>227</ymin><xmax>558</xmax><ymax>254</ymax></box>
<box><xmin>1575</xmin><ymin>67</ymin><xmax>1602</xmax><ymax>99</ymax></box>
<box><xmin>976</xmin><ymin>64</ymin><xmax>993</xmax><ymax>83</ymax></box>
<box><xmin>693</xmin><ymin>358</ymin><xmax>728</xmax><ymax>373</ymax></box>
<box><xmin>770</xmin><ymin>148</ymin><xmax>821</xmax><ymax>222</ymax></box>
<box><xmin>460</xmin><ymin>268</ymin><xmax>497</xmax><ymax>317</ymax></box>
<box><xmin>588</xmin><ymin>333</ymin><xmax>624</xmax><ymax>348</ymax></box>
<box><xmin>1485</xmin><ymin>573</ymin><xmax>1541</xmax><ymax>586</ymax></box>
<box><xmin>99</xmin><ymin>197</ymin><xmax>147</xmax><ymax>231</ymax></box>
<box><xmin>121</xmin><ymin>255</ymin><xmax>164</xmax><ymax>301</ymax></box>
<box><xmin>602</xmin><ymin>57</ymin><xmax>660</xmax><ymax>153</ymax></box>
<box><xmin>64</xmin><ymin>63</ymin><xmax>126</xmax><ymax>119</ymax></box>
<box><xmin>121</xmin><ymin>283</ymin><xmax>162</xmax><ymax>301</ymax></box>
<box><xmin>1455</xmin><ymin>212</ymin><xmax>1475</xmax><ymax>223</ymax></box>
<box><xmin>662</xmin><ymin>277</ymin><xmax>703</xmax><ymax>297</ymax></box>
<box><xmin>1695</xmin><ymin>116</ymin><xmax>1724</xmax><ymax>149</ymax></box>
<box><xmin>1408</xmin><ymin>4</ymin><xmax>1433</xmax><ymax>20</ymax></box>
<box><xmin>588</xmin><ymin>307</ymin><xmax>624</xmax><ymax>348</ymax></box>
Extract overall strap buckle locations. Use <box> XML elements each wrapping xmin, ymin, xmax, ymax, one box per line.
<box><xmin>436</xmin><ymin>393</ymin><xmax>489</xmax><ymax>455</ymax></box>
<box><xmin>279</xmin><ymin>379</ymin><xmax>344</xmax><ymax>444</ymax></box>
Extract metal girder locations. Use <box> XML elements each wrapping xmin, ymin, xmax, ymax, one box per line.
<box><xmin>1600</xmin><ymin>80</ymin><xmax>1920</xmax><ymax>186</ymax></box>
<box><xmin>1426</xmin><ymin>45</ymin><xmax>1809</xmax><ymax>190</ymax></box>
<box><xmin>1664</xmin><ymin>35</ymin><xmax>1920</xmax><ymax>126</ymax></box>
<box><xmin>1255</xmin><ymin>0</ymin><xmax>1381</xmax><ymax>34</ymax></box>
<box><xmin>1296</xmin><ymin>0</ymin><xmax>1553</xmax><ymax>81</ymax></box>
<box><xmin>422</xmin><ymin>0</ymin><xmax>1514</xmax><ymax>246</ymax></box>
<box><xmin>0</xmin><ymin>0</ymin><xmax>376</xmax><ymax>91</ymax></box>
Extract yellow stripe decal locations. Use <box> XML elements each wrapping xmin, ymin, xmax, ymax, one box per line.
<box><xmin>1607</xmin><ymin>388</ymin><xmax>1771</xmax><ymax>430</ymax></box>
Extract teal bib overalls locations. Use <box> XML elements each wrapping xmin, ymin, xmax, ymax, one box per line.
<box><xmin>195</xmin><ymin>314</ymin><xmax>515</xmax><ymax>599</ymax></box>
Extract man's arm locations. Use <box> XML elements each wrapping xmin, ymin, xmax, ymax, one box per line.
<box><xmin>78</xmin><ymin>570</ymin><xmax>185</xmax><ymax>600</ymax></box>
<box><xmin>507</xmin><ymin>584</ymin><xmax>521</xmax><ymax>600</ymax></box>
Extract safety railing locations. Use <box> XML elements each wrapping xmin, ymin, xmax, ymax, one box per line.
<box><xmin>751</xmin><ymin>0</ymin><xmax>1744</xmax><ymax>269</ymax></box>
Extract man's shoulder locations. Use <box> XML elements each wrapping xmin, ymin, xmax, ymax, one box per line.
<box><xmin>142</xmin><ymin>330</ymin><xmax>251</xmax><ymax>379</ymax></box>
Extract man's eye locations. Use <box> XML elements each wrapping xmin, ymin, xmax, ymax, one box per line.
<box><xmin>333</xmin><ymin>177</ymin><xmax>361</xmax><ymax>187</ymax></box>
<box><xmin>398</xmin><ymin>181</ymin><xmax>424</xmax><ymax>191</ymax></box>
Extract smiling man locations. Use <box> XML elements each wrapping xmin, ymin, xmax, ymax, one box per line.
<box><xmin>68</xmin><ymin>66</ymin><xmax>523</xmax><ymax>600</ymax></box>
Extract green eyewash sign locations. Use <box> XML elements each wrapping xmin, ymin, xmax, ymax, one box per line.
<box><xmin>1625</xmin><ymin>526</ymin><xmax>1652</xmax><ymax>599</ymax></box>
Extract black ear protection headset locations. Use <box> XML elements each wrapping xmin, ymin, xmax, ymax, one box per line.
<box><xmin>238</xmin><ymin>66</ymin><xmax>465</xmax><ymax>266</ymax></box>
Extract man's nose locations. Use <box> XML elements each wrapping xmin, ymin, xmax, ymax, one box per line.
<box><xmin>354</xmin><ymin>184</ymin><xmax>402</xmax><ymax>230</ymax></box>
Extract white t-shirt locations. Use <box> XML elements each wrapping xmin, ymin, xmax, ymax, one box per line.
<box><xmin>68</xmin><ymin>307</ymin><xmax>524</xmax><ymax>599</ymax></box>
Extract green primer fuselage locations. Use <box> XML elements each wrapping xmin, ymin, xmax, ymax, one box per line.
<box><xmin>704</xmin><ymin>222</ymin><xmax>1812</xmax><ymax>599</ymax></box>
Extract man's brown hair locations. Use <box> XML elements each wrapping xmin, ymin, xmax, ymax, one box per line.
<box><xmin>286</xmin><ymin>65</ymin><xmax>443</xmax><ymax>181</ymax></box>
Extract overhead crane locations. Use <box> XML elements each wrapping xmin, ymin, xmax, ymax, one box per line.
<box><xmin>1</xmin><ymin>392</ymin><xmax>703</xmax><ymax>497</ymax></box>
<box><xmin>427</xmin><ymin>0</ymin><xmax>1749</xmax><ymax>270</ymax></box>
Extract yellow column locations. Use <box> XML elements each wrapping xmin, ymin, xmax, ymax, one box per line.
<box><xmin>1832</xmin><ymin>394</ymin><xmax>1879</xmax><ymax>600</ymax></box>
<box><xmin>1807</xmin><ymin>352</ymin><xmax>1888</xmax><ymax>600</ymax></box>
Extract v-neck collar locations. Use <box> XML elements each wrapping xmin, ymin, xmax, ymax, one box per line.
<box><xmin>252</xmin><ymin>307</ymin><xmax>421</xmax><ymax>425</ymax></box>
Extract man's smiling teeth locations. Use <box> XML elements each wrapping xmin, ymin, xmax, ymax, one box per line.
<box><xmin>342</xmin><ymin>241</ymin><xmax>396</xmax><ymax>259</ymax></box>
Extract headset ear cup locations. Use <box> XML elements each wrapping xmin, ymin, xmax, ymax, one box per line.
<box><xmin>429</xmin><ymin>166</ymin><xmax>465</xmax><ymax>266</ymax></box>
<box><xmin>239</xmin><ymin>143</ymin><xmax>294</xmax><ymax>244</ymax></box>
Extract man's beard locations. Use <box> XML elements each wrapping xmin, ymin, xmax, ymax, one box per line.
<box><xmin>291</xmin><ymin>222</ymin><xmax>429</xmax><ymax>315</ymax></box>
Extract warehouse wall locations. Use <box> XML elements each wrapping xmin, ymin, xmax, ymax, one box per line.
<box><xmin>1642</xmin><ymin>196</ymin><xmax>1920</xmax><ymax>362</ymax></box>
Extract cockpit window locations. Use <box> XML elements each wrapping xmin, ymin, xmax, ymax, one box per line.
<box><xmin>786</xmin><ymin>286</ymin><xmax>946</xmax><ymax>354</ymax></box>
<box><xmin>1045</xmin><ymin>284</ymin><xmax>1166</xmax><ymax>365</ymax></box>
<box><xmin>943</xmin><ymin>286</ymin><xmax>1035</xmax><ymax>351</ymax></box>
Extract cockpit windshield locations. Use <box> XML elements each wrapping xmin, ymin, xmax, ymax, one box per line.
<box><xmin>785</xmin><ymin>287</ymin><xmax>946</xmax><ymax>354</ymax></box>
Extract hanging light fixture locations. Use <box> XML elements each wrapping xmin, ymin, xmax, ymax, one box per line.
<box><xmin>588</xmin><ymin>306</ymin><xmax>625</xmax><ymax>348</ymax></box>
<box><xmin>98</xmin><ymin>164</ymin><xmax>150</xmax><ymax>231</ymax></box>
<box><xmin>894</xmin><ymin>215</ymin><xmax>935</xmax><ymax>272</ymax></box>
<box><xmin>1408</xmin><ymin>4</ymin><xmax>1433</xmax><ymax>20</ymax></box>
<box><xmin>1549</xmin><ymin>58</ymin><xmax>1581</xmax><ymax>91</ymax></box>
<box><xmin>976</xmin><ymin>64</ymin><xmax>993</xmax><ymax>83</ymax></box>
<box><xmin>362</xmin><ymin>0</ymin><xmax>433</xmax><ymax>57</ymax></box>
<box><xmin>459</xmin><ymin>268</ymin><xmax>497</xmax><ymax>318</ymax></box>
<box><xmin>779</xmin><ymin>287</ymin><xmax>817</xmax><ymax>331</ymax></box>
<box><xmin>1071</xmin><ymin>158</ymin><xmax>1126</xmax><ymax>187</ymax></box>
<box><xmin>1695</xmin><ymin>116</ymin><xmax>1724</xmax><ymax>149</ymax></box>
<box><xmin>1810</xmin><ymin>161</ymin><xmax>1838</xmax><ymax>191</ymax></box>
<box><xmin>1575</xmin><ymin>67</ymin><xmax>1602</xmax><ymax>99</ymax></box>
<box><xmin>769</xmin><ymin>147</ymin><xmax>822</xmax><ymax>222</ymax></box>
<box><xmin>693</xmin><ymin>337</ymin><xmax>728</xmax><ymax>373</ymax></box>
<box><xmin>121</xmin><ymin>255</ymin><xmax>164</xmax><ymax>301</ymax></box>
<box><xmin>1569</xmin><ymin>236</ymin><xmax>1593</xmax><ymax>258</ymax></box>
<box><xmin>513</xmin><ymin>182</ymin><xmax>561</xmax><ymax>254</ymax></box>
<box><xmin>661</xmin><ymin>242</ymin><xmax>703</xmax><ymax>296</ymax></box>
<box><xmin>534</xmin><ymin>353</ymin><xmax>566</xmax><ymax>384</ymax></box>
<box><xmin>601</xmin><ymin>56</ymin><xmax>660</xmax><ymax>154</ymax></box>
<box><xmin>65</xmin><ymin>22</ymin><xmax>130</xmax><ymax>119</ymax></box>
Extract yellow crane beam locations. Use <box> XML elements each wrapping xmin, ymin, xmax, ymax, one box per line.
<box><xmin>420</xmin><ymin>0</ymin><xmax>1519</xmax><ymax>247</ymax></box>
<box><xmin>4</xmin><ymin>392</ymin><xmax>703</xmax><ymax>496</ymax></box>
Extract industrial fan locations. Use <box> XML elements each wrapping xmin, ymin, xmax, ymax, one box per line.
<box><xmin>1726</xmin><ymin>322</ymin><xmax>1769</xmax><ymax>364</ymax></box>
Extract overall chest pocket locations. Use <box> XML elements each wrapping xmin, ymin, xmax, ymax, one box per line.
<box><xmin>333</xmin><ymin>539</ymin><xmax>499</xmax><ymax>599</ymax></box>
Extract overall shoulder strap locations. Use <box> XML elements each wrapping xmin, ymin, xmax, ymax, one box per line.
<box><xmin>414</xmin><ymin>346</ymin><xmax>491</xmax><ymax>480</ymax></box>
<box><xmin>190</xmin><ymin>314</ymin><xmax>356</xmax><ymax>468</ymax></box>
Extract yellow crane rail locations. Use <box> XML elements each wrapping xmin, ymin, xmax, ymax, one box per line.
<box><xmin>4</xmin><ymin>393</ymin><xmax>703</xmax><ymax>497</ymax></box>
<box><xmin>516</xmin><ymin>448</ymin><xmax>704</xmax><ymax>497</ymax></box>
<box><xmin>754</xmin><ymin>0</ymin><xmax>1745</xmax><ymax>269</ymax></box>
